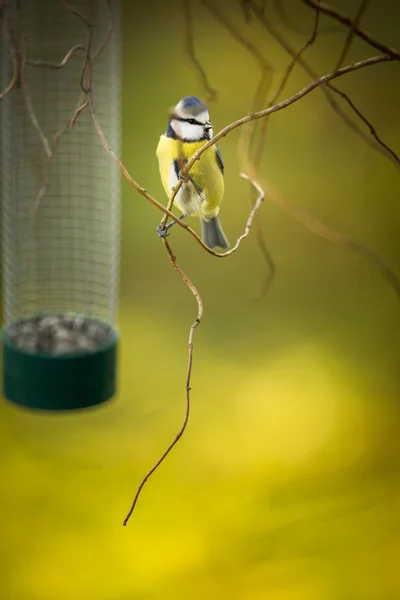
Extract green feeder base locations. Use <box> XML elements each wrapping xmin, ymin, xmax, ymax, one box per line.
<box><xmin>2</xmin><ymin>325</ymin><xmax>118</xmax><ymax>411</ymax></box>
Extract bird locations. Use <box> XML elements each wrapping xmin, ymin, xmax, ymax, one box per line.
<box><xmin>156</xmin><ymin>95</ymin><xmax>229</xmax><ymax>249</ymax></box>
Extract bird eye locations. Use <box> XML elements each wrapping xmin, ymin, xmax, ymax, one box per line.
<box><xmin>187</xmin><ymin>118</ymin><xmax>198</xmax><ymax>125</ymax></box>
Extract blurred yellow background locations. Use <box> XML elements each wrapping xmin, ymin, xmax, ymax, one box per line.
<box><xmin>1</xmin><ymin>1</ymin><xmax>400</xmax><ymax>598</ymax></box>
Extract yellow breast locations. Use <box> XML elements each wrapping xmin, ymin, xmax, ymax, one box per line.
<box><xmin>156</xmin><ymin>136</ymin><xmax>224</xmax><ymax>219</ymax></box>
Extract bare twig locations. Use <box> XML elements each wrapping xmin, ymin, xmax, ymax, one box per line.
<box><xmin>248</xmin><ymin>1</ymin><xmax>320</xmax><ymax>299</ymax></box>
<box><xmin>61</xmin><ymin>0</ymin><xmax>93</xmax><ymax>27</ymax></box>
<box><xmin>69</xmin><ymin>98</ymin><xmax>89</xmax><ymax>128</ymax></box>
<box><xmin>302</xmin><ymin>0</ymin><xmax>400</xmax><ymax>60</ymax></box>
<box><xmin>201</xmin><ymin>0</ymin><xmax>273</xmax><ymax>162</ymax></box>
<box><xmin>240</xmin><ymin>0</ymin><xmax>252</xmax><ymax>23</ymax></box>
<box><xmin>202</xmin><ymin>0</ymin><xmax>275</xmax><ymax>291</ymax></box>
<box><xmin>326</xmin><ymin>0</ymin><xmax>400</xmax><ymax>168</ymax></box>
<box><xmin>330</xmin><ymin>86</ymin><xmax>400</xmax><ymax>168</ymax></box>
<box><xmin>17</xmin><ymin>36</ymin><xmax>53</xmax><ymax>160</ymax></box>
<box><xmin>273</xmin><ymin>0</ymin><xmax>340</xmax><ymax>36</ymax></box>
<box><xmin>249</xmin><ymin>2</ymin><xmax>400</xmax><ymax>169</ymax></box>
<box><xmin>182</xmin><ymin>0</ymin><xmax>217</xmax><ymax>104</ymax></box>
<box><xmin>91</xmin><ymin>54</ymin><xmax>394</xmax><ymax>260</ymax></box>
<box><xmin>123</xmin><ymin>236</ymin><xmax>203</xmax><ymax>525</ymax></box>
<box><xmin>23</xmin><ymin>93</ymin><xmax>52</xmax><ymax>159</ymax></box>
<box><xmin>251</xmin><ymin>173</ymin><xmax>400</xmax><ymax>301</ymax></box>
<box><xmin>252</xmin><ymin>221</ymin><xmax>276</xmax><ymax>300</ymax></box>
<box><xmin>0</xmin><ymin>47</ymin><xmax>18</xmax><ymax>101</ymax></box>
<box><xmin>80</xmin><ymin>10</ymin><xmax>264</xmax><ymax>522</ymax></box>
<box><xmin>0</xmin><ymin>31</ymin><xmax>19</xmax><ymax>101</ymax></box>
<box><xmin>202</xmin><ymin>0</ymin><xmax>272</xmax><ymax>75</ymax></box>
<box><xmin>123</xmin><ymin>175</ymin><xmax>264</xmax><ymax>524</ymax></box>
<box><xmin>334</xmin><ymin>0</ymin><xmax>370</xmax><ymax>69</ymax></box>
<box><xmin>254</xmin><ymin>0</ymin><xmax>321</xmax><ymax>170</ymax></box>
<box><xmin>176</xmin><ymin>55</ymin><xmax>393</xmax><ymax>202</ymax></box>
<box><xmin>27</xmin><ymin>44</ymin><xmax>85</xmax><ymax>69</ymax></box>
<box><xmin>80</xmin><ymin>27</ymin><xmax>93</xmax><ymax>93</ymax></box>
<box><xmin>92</xmin><ymin>0</ymin><xmax>113</xmax><ymax>61</ymax></box>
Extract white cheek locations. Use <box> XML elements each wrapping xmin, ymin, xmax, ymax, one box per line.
<box><xmin>172</xmin><ymin>120</ymin><xmax>203</xmax><ymax>141</ymax></box>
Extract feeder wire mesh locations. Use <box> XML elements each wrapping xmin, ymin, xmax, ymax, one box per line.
<box><xmin>0</xmin><ymin>0</ymin><xmax>121</xmax><ymax>409</ymax></box>
<box><xmin>0</xmin><ymin>0</ymin><xmax>121</xmax><ymax>326</ymax></box>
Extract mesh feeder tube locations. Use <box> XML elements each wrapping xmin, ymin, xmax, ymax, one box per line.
<box><xmin>0</xmin><ymin>0</ymin><xmax>121</xmax><ymax>410</ymax></box>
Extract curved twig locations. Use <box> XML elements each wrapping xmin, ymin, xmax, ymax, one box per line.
<box><xmin>182</xmin><ymin>0</ymin><xmax>217</xmax><ymax>104</ymax></box>
<box><xmin>27</xmin><ymin>44</ymin><xmax>85</xmax><ymax>69</ymax></box>
<box><xmin>123</xmin><ymin>237</ymin><xmax>203</xmax><ymax>525</ymax></box>
<box><xmin>250</xmin><ymin>2</ymin><xmax>400</xmax><ymax>170</ymax></box>
<box><xmin>334</xmin><ymin>0</ymin><xmax>370</xmax><ymax>69</ymax></box>
<box><xmin>302</xmin><ymin>0</ymin><xmax>400</xmax><ymax>60</ymax></box>
<box><xmin>252</xmin><ymin>173</ymin><xmax>400</xmax><ymax>302</ymax></box>
<box><xmin>178</xmin><ymin>55</ymin><xmax>394</xmax><ymax>197</ymax></box>
<box><xmin>273</xmin><ymin>0</ymin><xmax>340</xmax><ymax>36</ymax></box>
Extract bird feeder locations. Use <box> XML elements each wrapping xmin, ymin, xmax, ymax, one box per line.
<box><xmin>0</xmin><ymin>0</ymin><xmax>121</xmax><ymax>410</ymax></box>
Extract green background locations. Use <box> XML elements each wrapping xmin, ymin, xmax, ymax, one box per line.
<box><xmin>1</xmin><ymin>1</ymin><xmax>400</xmax><ymax>598</ymax></box>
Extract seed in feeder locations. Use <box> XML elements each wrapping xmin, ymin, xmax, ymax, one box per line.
<box><xmin>54</xmin><ymin>326</ymin><xmax>74</xmax><ymax>342</ymax></box>
<box><xmin>19</xmin><ymin>321</ymin><xmax>36</xmax><ymax>336</ymax></box>
<box><xmin>53</xmin><ymin>339</ymin><xmax>77</xmax><ymax>355</ymax></box>
<box><xmin>75</xmin><ymin>333</ymin><xmax>97</xmax><ymax>351</ymax></box>
<box><xmin>72</xmin><ymin>315</ymin><xmax>86</xmax><ymax>331</ymax></box>
<box><xmin>6</xmin><ymin>314</ymin><xmax>113</xmax><ymax>356</ymax></box>
<box><xmin>15</xmin><ymin>336</ymin><xmax>37</xmax><ymax>353</ymax></box>
<box><xmin>38</xmin><ymin>316</ymin><xmax>60</xmax><ymax>331</ymax></box>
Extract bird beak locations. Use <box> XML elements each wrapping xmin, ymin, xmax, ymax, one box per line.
<box><xmin>204</xmin><ymin>121</ymin><xmax>213</xmax><ymax>130</ymax></box>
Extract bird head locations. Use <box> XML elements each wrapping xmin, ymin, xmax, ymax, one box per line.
<box><xmin>168</xmin><ymin>96</ymin><xmax>213</xmax><ymax>141</ymax></box>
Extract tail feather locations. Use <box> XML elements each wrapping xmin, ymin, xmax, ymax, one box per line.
<box><xmin>201</xmin><ymin>216</ymin><xmax>230</xmax><ymax>250</ymax></box>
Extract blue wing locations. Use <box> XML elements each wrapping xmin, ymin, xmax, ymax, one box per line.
<box><xmin>215</xmin><ymin>146</ymin><xmax>224</xmax><ymax>175</ymax></box>
<box><xmin>173</xmin><ymin>159</ymin><xmax>180</xmax><ymax>179</ymax></box>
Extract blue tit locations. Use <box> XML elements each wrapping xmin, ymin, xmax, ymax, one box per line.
<box><xmin>156</xmin><ymin>95</ymin><xmax>229</xmax><ymax>249</ymax></box>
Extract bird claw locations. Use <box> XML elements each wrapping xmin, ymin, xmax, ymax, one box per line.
<box><xmin>156</xmin><ymin>225</ymin><xmax>169</xmax><ymax>238</ymax></box>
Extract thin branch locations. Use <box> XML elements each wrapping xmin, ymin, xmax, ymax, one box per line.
<box><xmin>202</xmin><ymin>0</ymin><xmax>272</xmax><ymax>74</ymax></box>
<box><xmin>91</xmin><ymin>54</ymin><xmax>394</xmax><ymax>258</ymax></box>
<box><xmin>123</xmin><ymin>236</ymin><xmax>203</xmax><ymax>525</ymax></box>
<box><xmin>0</xmin><ymin>47</ymin><xmax>18</xmax><ymax>101</ymax></box>
<box><xmin>92</xmin><ymin>0</ymin><xmax>113</xmax><ymax>61</ymax></box>
<box><xmin>201</xmin><ymin>0</ymin><xmax>274</xmax><ymax>157</ymax></box>
<box><xmin>123</xmin><ymin>175</ymin><xmax>264</xmax><ymax>524</ymax></box>
<box><xmin>326</xmin><ymin>0</ymin><xmax>400</xmax><ymax>168</ymax></box>
<box><xmin>69</xmin><ymin>98</ymin><xmax>89</xmax><ymax>128</ymax></box>
<box><xmin>27</xmin><ymin>44</ymin><xmax>85</xmax><ymax>69</ymax></box>
<box><xmin>182</xmin><ymin>0</ymin><xmax>217</xmax><ymax>104</ymax></box>
<box><xmin>221</xmin><ymin>173</ymin><xmax>265</xmax><ymax>253</ymax></box>
<box><xmin>158</xmin><ymin>107</ymin><xmax>190</xmax><ymax>232</ymax></box>
<box><xmin>273</xmin><ymin>0</ymin><xmax>340</xmax><ymax>36</ymax></box>
<box><xmin>251</xmin><ymin>216</ymin><xmax>276</xmax><ymax>301</ymax></box>
<box><xmin>254</xmin><ymin>0</ymin><xmax>320</xmax><ymax>170</ymax></box>
<box><xmin>23</xmin><ymin>93</ymin><xmax>52</xmax><ymax>159</ymax></box>
<box><xmin>334</xmin><ymin>0</ymin><xmax>370</xmax><ymax>69</ymax></box>
<box><xmin>17</xmin><ymin>36</ymin><xmax>53</xmax><ymax>160</ymax></box>
<box><xmin>0</xmin><ymin>38</ymin><xmax>19</xmax><ymax>101</ymax></box>
<box><xmin>176</xmin><ymin>55</ymin><xmax>393</xmax><ymax>200</ymax></box>
<box><xmin>61</xmin><ymin>0</ymin><xmax>93</xmax><ymax>27</ymax></box>
<box><xmin>240</xmin><ymin>0</ymin><xmax>252</xmax><ymax>23</ymax></box>
<box><xmin>78</xmin><ymin>10</ymin><xmax>264</xmax><ymax>522</ymax></box>
<box><xmin>80</xmin><ymin>27</ymin><xmax>93</xmax><ymax>93</ymax></box>
<box><xmin>198</xmin><ymin>0</ymin><xmax>273</xmax><ymax>293</ymax></box>
<box><xmin>252</xmin><ymin>173</ymin><xmax>400</xmax><ymax>302</ymax></box>
<box><xmin>248</xmin><ymin>2</ymin><xmax>320</xmax><ymax>300</ymax></box>
<box><xmin>330</xmin><ymin>86</ymin><xmax>400</xmax><ymax>168</ymax></box>
<box><xmin>302</xmin><ymin>0</ymin><xmax>400</xmax><ymax>60</ymax></box>
<box><xmin>249</xmin><ymin>2</ymin><xmax>400</xmax><ymax>170</ymax></box>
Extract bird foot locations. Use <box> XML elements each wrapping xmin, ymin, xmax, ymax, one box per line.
<box><xmin>156</xmin><ymin>225</ymin><xmax>169</xmax><ymax>238</ymax></box>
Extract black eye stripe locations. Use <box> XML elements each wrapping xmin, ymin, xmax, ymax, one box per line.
<box><xmin>175</xmin><ymin>117</ymin><xmax>203</xmax><ymax>126</ymax></box>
